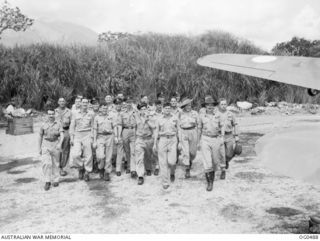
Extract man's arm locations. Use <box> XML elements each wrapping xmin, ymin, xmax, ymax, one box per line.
<box><xmin>69</xmin><ymin>115</ymin><xmax>76</xmax><ymax>146</ymax></box>
<box><xmin>38</xmin><ymin>127</ymin><xmax>44</xmax><ymax>155</ymax></box>
<box><xmin>153</xmin><ymin>119</ymin><xmax>159</xmax><ymax>153</ymax></box>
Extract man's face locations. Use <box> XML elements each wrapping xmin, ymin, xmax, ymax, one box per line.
<box><xmin>117</xmin><ymin>94</ymin><xmax>124</xmax><ymax>100</ymax></box>
<box><xmin>48</xmin><ymin>110</ymin><xmax>55</xmax><ymax>121</ymax></box>
<box><xmin>141</xmin><ymin>96</ymin><xmax>148</xmax><ymax>104</ymax></box>
<box><xmin>158</xmin><ymin>97</ymin><xmax>165</xmax><ymax>104</ymax></box>
<box><xmin>206</xmin><ymin>104</ymin><xmax>215</xmax><ymax>114</ymax></box>
<box><xmin>121</xmin><ymin>102</ymin><xmax>127</xmax><ymax>112</ymax></box>
<box><xmin>170</xmin><ymin>98</ymin><xmax>177</xmax><ymax>108</ymax></box>
<box><xmin>81</xmin><ymin>99</ymin><xmax>89</xmax><ymax>110</ymax></box>
<box><xmin>115</xmin><ymin>104</ymin><xmax>121</xmax><ymax>112</ymax></box>
<box><xmin>219</xmin><ymin>100</ymin><xmax>227</xmax><ymax>111</ymax></box>
<box><xmin>105</xmin><ymin>95</ymin><xmax>113</xmax><ymax>104</ymax></box>
<box><xmin>93</xmin><ymin>104</ymin><xmax>99</xmax><ymax>112</ymax></box>
<box><xmin>156</xmin><ymin>104</ymin><xmax>162</xmax><ymax>113</ymax></box>
<box><xmin>58</xmin><ymin>98</ymin><xmax>66</xmax><ymax>108</ymax></box>
<box><xmin>163</xmin><ymin>106</ymin><xmax>171</xmax><ymax>115</ymax></box>
<box><xmin>127</xmin><ymin>102</ymin><xmax>133</xmax><ymax>111</ymax></box>
<box><xmin>75</xmin><ymin>98</ymin><xmax>81</xmax><ymax>108</ymax></box>
<box><xmin>140</xmin><ymin>107</ymin><xmax>147</xmax><ymax>115</ymax></box>
<box><xmin>176</xmin><ymin>96</ymin><xmax>180</xmax><ymax>102</ymax></box>
<box><xmin>184</xmin><ymin>103</ymin><xmax>192</xmax><ymax>112</ymax></box>
<box><xmin>101</xmin><ymin>106</ymin><xmax>108</xmax><ymax>115</ymax></box>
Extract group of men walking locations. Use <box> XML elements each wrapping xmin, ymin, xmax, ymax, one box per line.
<box><xmin>38</xmin><ymin>93</ymin><xmax>240</xmax><ymax>191</ymax></box>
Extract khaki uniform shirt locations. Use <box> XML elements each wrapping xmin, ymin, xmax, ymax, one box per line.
<box><xmin>199</xmin><ymin>113</ymin><xmax>222</xmax><ymax>137</ymax></box>
<box><xmin>179</xmin><ymin>110</ymin><xmax>200</xmax><ymax>129</ymax></box>
<box><xmin>157</xmin><ymin>114</ymin><xmax>178</xmax><ymax>136</ymax></box>
<box><xmin>55</xmin><ymin>107</ymin><xmax>72</xmax><ymax>128</ymax></box>
<box><xmin>217</xmin><ymin>110</ymin><xmax>237</xmax><ymax>133</ymax></box>
<box><xmin>93</xmin><ymin>115</ymin><xmax>114</xmax><ymax>135</ymax></box>
<box><xmin>70</xmin><ymin>111</ymin><xmax>94</xmax><ymax>134</ymax></box>
<box><xmin>40</xmin><ymin>121</ymin><xmax>63</xmax><ymax>141</ymax></box>
<box><xmin>135</xmin><ymin>114</ymin><xmax>153</xmax><ymax>138</ymax></box>
<box><xmin>120</xmin><ymin>111</ymin><xmax>136</xmax><ymax>128</ymax></box>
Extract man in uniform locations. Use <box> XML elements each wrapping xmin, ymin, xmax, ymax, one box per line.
<box><xmin>71</xmin><ymin>95</ymin><xmax>82</xmax><ymax>116</ymax></box>
<box><xmin>170</xmin><ymin>97</ymin><xmax>181</xmax><ymax>117</ymax></box>
<box><xmin>134</xmin><ymin>103</ymin><xmax>154</xmax><ymax>185</ymax></box>
<box><xmin>70</xmin><ymin>98</ymin><xmax>95</xmax><ymax>182</ymax></box>
<box><xmin>216</xmin><ymin>98</ymin><xmax>239</xmax><ymax>178</ymax></box>
<box><xmin>178</xmin><ymin>98</ymin><xmax>200</xmax><ymax>178</ymax></box>
<box><xmin>153</xmin><ymin>102</ymin><xmax>179</xmax><ymax>189</ymax></box>
<box><xmin>119</xmin><ymin>97</ymin><xmax>137</xmax><ymax>177</ymax></box>
<box><xmin>199</xmin><ymin>96</ymin><xmax>225</xmax><ymax>191</ymax></box>
<box><xmin>39</xmin><ymin>106</ymin><xmax>64</xmax><ymax>191</ymax></box>
<box><xmin>55</xmin><ymin>97</ymin><xmax>72</xmax><ymax>176</ymax></box>
<box><xmin>93</xmin><ymin>105</ymin><xmax>117</xmax><ymax>181</ymax></box>
<box><xmin>157</xmin><ymin>92</ymin><xmax>165</xmax><ymax>105</ymax></box>
<box><xmin>105</xmin><ymin>94</ymin><xmax>115</xmax><ymax>112</ymax></box>
<box><xmin>113</xmin><ymin>98</ymin><xmax>125</xmax><ymax>176</ymax></box>
<box><xmin>148</xmin><ymin>100</ymin><xmax>162</xmax><ymax>176</ymax></box>
<box><xmin>90</xmin><ymin>98</ymin><xmax>100</xmax><ymax>173</ymax></box>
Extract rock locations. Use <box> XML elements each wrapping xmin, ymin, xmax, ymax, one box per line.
<box><xmin>266</xmin><ymin>102</ymin><xmax>277</xmax><ymax>107</ymax></box>
<box><xmin>227</xmin><ymin>106</ymin><xmax>240</xmax><ymax>113</ymax></box>
<box><xmin>251</xmin><ymin>107</ymin><xmax>266</xmax><ymax>115</ymax></box>
<box><xmin>236</xmin><ymin>101</ymin><xmax>253</xmax><ymax>110</ymax></box>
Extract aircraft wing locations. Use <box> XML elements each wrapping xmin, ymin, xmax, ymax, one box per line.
<box><xmin>197</xmin><ymin>54</ymin><xmax>320</xmax><ymax>90</ymax></box>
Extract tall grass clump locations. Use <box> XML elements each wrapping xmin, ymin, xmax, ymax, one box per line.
<box><xmin>0</xmin><ymin>31</ymin><xmax>317</xmax><ymax>110</ymax></box>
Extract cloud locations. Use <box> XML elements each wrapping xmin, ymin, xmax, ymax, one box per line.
<box><xmin>291</xmin><ymin>4</ymin><xmax>320</xmax><ymax>39</ymax></box>
<box><xmin>5</xmin><ymin>0</ymin><xmax>320</xmax><ymax>51</ymax></box>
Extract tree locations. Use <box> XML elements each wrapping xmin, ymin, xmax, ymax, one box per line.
<box><xmin>271</xmin><ymin>37</ymin><xmax>314</xmax><ymax>56</ymax></box>
<box><xmin>0</xmin><ymin>0</ymin><xmax>34</xmax><ymax>38</ymax></box>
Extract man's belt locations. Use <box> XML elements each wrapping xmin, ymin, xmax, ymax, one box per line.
<box><xmin>181</xmin><ymin>126</ymin><xmax>196</xmax><ymax>130</ymax></box>
<box><xmin>160</xmin><ymin>134</ymin><xmax>176</xmax><ymax>139</ymax></box>
<box><xmin>203</xmin><ymin>133</ymin><xmax>219</xmax><ymax>138</ymax></box>
<box><xmin>123</xmin><ymin>126</ymin><xmax>135</xmax><ymax>129</ymax></box>
<box><xmin>137</xmin><ymin>135</ymin><xmax>152</xmax><ymax>139</ymax></box>
<box><xmin>98</xmin><ymin>131</ymin><xmax>113</xmax><ymax>135</ymax></box>
<box><xmin>43</xmin><ymin>138</ymin><xmax>58</xmax><ymax>142</ymax></box>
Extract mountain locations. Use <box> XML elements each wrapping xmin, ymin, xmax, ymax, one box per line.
<box><xmin>0</xmin><ymin>19</ymin><xmax>98</xmax><ymax>47</ymax></box>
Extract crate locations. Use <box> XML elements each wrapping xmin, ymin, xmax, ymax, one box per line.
<box><xmin>6</xmin><ymin>117</ymin><xmax>34</xmax><ymax>135</ymax></box>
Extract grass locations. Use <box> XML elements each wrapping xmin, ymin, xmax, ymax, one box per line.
<box><xmin>0</xmin><ymin>31</ymin><xmax>317</xmax><ymax>110</ymax></box>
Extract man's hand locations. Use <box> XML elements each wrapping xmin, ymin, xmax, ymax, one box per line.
<box><xmin>153</xmin><ymin>144</ymin><xmax>157</xmax><ymax>153</ymax></box>
<box><xmin>70</xmin><ymin>139</ymin><xmax>74</xmax><ymax>146</ymax></box>
<box><xmin>235</xmin><ymin>136</ymin><xmax>240</xmax><ymax>142</ymax></box>
<box><xmin>178</xmin><ymin>143</ymin><xmax>182</xmax><ymax>151</ymax></box>
<box><xmin>39</xmin><ymin>149</ymin><xmax>42</xmax><ymax>155</ymax></box>
<box><xmin>197</xmin><ymin>143</ymin><xmax>201</xmax><ymax>151</ymax></box>
<box><xmin>114</xmin><ymin>137</ymin><xmax>118</xmax><ymax>144</ymax></box>
<box><xmin>92</xmin><ymin>142</ymin><xmax>97</xmax><ymax>149</ymax></box>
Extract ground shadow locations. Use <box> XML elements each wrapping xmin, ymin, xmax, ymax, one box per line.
<box><xmin>0</xmin><ymin>157</ymin><xmax>40</xmax><ymax>173</ymax></box>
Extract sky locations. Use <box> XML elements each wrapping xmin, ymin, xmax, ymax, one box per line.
<box><xmin>6</xmin><ymin>0</ymin><xmax>320</xmax><ymax>51</ymax></box>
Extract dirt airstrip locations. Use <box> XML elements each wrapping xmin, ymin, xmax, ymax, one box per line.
<box><xmin>0</xmin><ymin>114</ymin><xmax>320</xmax><ymax>233</ymax></box>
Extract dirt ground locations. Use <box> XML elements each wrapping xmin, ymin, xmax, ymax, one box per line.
<box><xmin>0</xmin><ymin>114</ymin><xmax>320</xmax><ymax>233</ymax></box>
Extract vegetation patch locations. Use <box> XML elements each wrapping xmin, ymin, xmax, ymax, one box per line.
<box><xmin>266</xmin><ymin>207</ymin><xmax>302</xmax><ymax>217</ymax></box>
<box><xmin>15</xmin><ymin>177</ymin><xmax>38</xmax><ymax>183</ymax></box>
<box><xmin>235</xmin><ymin>171</ymin><xmax>266</xmax><ymax>182</ymax></box>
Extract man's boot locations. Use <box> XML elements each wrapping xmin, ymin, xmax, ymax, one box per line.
<box><xmin>220</xmin><ymin>170</ymin><xmax>226</xmax><ymax>180</ymax></box>
<box><xmin>78</xmin><ymin>169</ymin><xmax>84</xmax><ymax>180</ymax></box>
<box><xmin>205</xmin><ymin>173</ymin><xmax>211</xmax><ymax>191</ymax></box>
<box><xmin>60</xmin><ymin>168</ymin><xmax>67</xmax><ymax>176</ymax></box>
<box><xmin>185</xmin><ymin>168</ymin><xmax>191</xmax><ymax>179</ymax></box>
<box><xmin>84</xmin><ymin>172</ymin><xmax>90</xmax><ymax>182</ymax></box>
<box><xmin>104</xmin><ymin>172</ymin><xmax>110</xmax><ymax>181</ymax></box>
<box><xmin>44</xmin><ymin>182</ymin><xmax>51</xmax><ymax>191</ymax></box>
<box><xmin>131</xmin><ymin>171</ymin><xmax>137</xmax><ymax>178</ymax></box>
<box><xmin>138</xmin><ymin>177</ymin><xmax>144</xmax><ymax>185</ymax></box>
<box><xmin>99</xmin><ymin>169</ymin><xmax>105</xmax><ymax>179</ymax></box>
